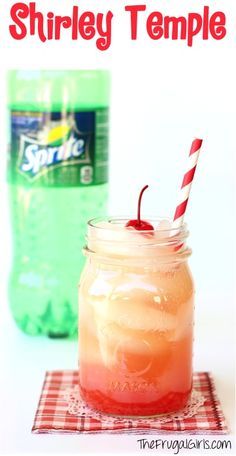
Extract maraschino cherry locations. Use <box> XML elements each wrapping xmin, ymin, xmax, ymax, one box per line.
<box><xmin>126</xmin><ymin>185</ymin><xmax>154</xmax><ymax>231</ymax></box>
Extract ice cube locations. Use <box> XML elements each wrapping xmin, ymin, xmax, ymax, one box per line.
<box><xmin>120</xmin><ymin>308</ymin><xmax>177</xmax><ymax>332</ymax></box>
<box><xmin>88</xmin><ymin>220</ymin><xmax>140</xmax><ymax>256</ymax></box>
<box><xmin>93</xmin><ymin>293</ymin><xmax>177</xmax><ymax>333</ymax></box>
<box><xmin>156</xmin><ymin>219</ymin><xmax>172</xmax><ymax>239</ymax></box>
<box><xmin>170</xmin><ymin>300</ymin><xmax>194</xmax><ymax>341</ymax></box>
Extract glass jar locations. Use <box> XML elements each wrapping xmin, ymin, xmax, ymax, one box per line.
<box><xmin>79</xmin><ymin>217</ymin><xmax>194</xmax><ymax>417</ymax></box>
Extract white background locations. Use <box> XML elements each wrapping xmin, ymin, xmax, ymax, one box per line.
<box><xmin>0</xmin><ymin>0</ymin><xmax>235</xmax><ymax>455</ymax></box>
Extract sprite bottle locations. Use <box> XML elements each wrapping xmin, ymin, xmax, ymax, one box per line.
<box><xmin>7</xmin><ymin>70</ymin><xmax>110</xmax><ymax>337</ymax></box>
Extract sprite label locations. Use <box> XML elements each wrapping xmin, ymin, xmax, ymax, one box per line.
<box><xmin>8</xmin><ymin>109</ymin><xmax>109</xmax><ymax>187</ymax></box>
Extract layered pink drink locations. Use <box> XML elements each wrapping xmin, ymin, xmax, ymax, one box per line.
<box><xmin>79</xmin><ymin>217</ymin><xmax>194</xmax><ymax>416</ymax></box>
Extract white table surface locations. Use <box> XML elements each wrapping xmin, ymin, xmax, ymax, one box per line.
<box><xmin>0</xmin><ymin>288</ymin><xmax>235</xmax><ymax>456</ymax></box>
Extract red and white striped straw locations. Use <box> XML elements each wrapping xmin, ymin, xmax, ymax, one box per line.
<box><xmin>173</xmin><ymin>138</ymin><xmax>203</xmax><ymax>229</ymax></box>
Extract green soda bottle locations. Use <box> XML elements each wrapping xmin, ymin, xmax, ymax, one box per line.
<box><xmin>7</xmin><ymin>70</ymin><xmax>110</xmax><ymax>337</ymax></box>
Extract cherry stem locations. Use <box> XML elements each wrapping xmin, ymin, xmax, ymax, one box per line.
<box><xmin>137</xmin><ymin>185</ymin><xmax>149</xmax><ymax>226</ymax></box>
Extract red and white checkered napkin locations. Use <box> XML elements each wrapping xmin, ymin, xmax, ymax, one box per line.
<box><xmin>32</xmin><ymin>371</ymin><xmax>228</xmax><ymax>435</ymax></box>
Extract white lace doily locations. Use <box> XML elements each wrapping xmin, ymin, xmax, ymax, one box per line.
<box><xmin>63</xmin><ymin>386</ymin><xmax>205</xmax><ymax>425</ymax></box>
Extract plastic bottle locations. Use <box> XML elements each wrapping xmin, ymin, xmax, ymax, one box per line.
<box><xmin>7</xmin><ymin>70</ymin><xmax>110</xmax><ymax>337</ymax></box>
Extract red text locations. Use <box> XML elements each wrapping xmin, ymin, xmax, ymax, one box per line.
<box><xmin>9</xmin><ymin>2</ymin><xmax>113</xmax><ymax>51</ymax></box>
<box><xmin>125</xmin><ymin>5</ymin><xmax>226</xmax><ymax>47</ymax></box>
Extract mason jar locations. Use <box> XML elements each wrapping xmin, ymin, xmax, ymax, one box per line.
<box><xmin>79</xmin><ymin>217</ymin><xmax>194</xmax><ymax>417</ymax></box>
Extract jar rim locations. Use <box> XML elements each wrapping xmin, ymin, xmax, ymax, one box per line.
<box><xmin>85</xmin><ymin>216</ymin><xmax>191</xmax><ymax>264</ymax></box>
<box><xmin>88</xmin><ymin>216</ymin><xmax>187</xmax><ymax>236</ymax></box>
